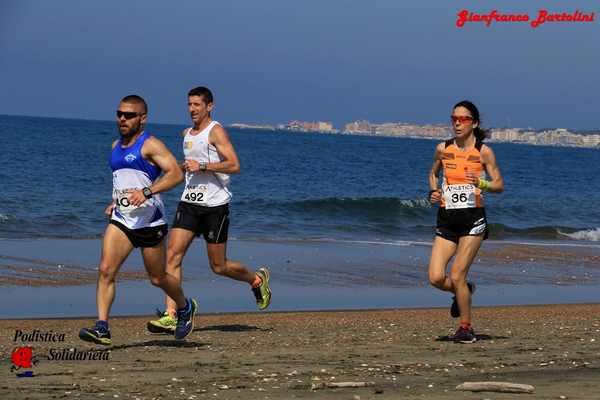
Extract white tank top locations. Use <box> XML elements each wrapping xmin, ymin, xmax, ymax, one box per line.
<box><xmin>180</xmin><ymin>121</ymin><xmax>232</xmax><ymax>207</ymax></box>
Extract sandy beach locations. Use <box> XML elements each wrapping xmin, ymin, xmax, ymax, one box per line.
<box><xmin>2</xmin><ymin>304</ymin><xmax>600</xmax><ymax>399</ymax></box>
<box><xmin>2</xmin><ymin>238</ymin><xmax>600</xmax><ymax>399</ymax></box>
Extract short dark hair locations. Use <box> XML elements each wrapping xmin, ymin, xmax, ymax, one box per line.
<box><xmin>188</xmin><ymin>86</ymin><xmax>213</xmax><ymax>104</ymax></box>
<box><xmin>121</xmin><ymin>95</ymin><xmax>148</xmax><ymax>114</ymax></box>
<box><xmin>453</xmin><ymin>100</ymin><xmax>486</xmax><ymax>142</ymax></box>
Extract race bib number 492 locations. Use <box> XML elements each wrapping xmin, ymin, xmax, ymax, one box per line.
<box><xmin>443</xmin><ymin>184</ymin><xmax>476</xmax><ymax>209</ymax></box>
<box><xmin>183</xmin><ymin>185</ymin><xmax>207</xmax><ymax>203</ymax></box>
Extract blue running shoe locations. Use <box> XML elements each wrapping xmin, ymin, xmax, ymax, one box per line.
<box><xmin>175</xmin><ymin>298</ymin><xmax>198</xmax><ymax>340</ymax></box>
<box><xmin>79</xmin><ymin>321</ymin><xmax>112</xmax><ymax>346</ymax></box>
<box><xmin>452</xmin><ymin>326</ymin><xmax>476</xmax><ymax>344</ymax></box>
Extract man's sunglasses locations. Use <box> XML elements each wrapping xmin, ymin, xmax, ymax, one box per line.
<box><xmin>450</xmin><ymin>115</ymin><xmax>474</xmax><ymax>124</ymax></box>
<box><xmin>116</xmin><ymin>111</ymin><xmax>143</xmax><ymax>120</ymax></box>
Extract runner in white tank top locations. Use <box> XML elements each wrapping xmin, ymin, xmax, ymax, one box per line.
<box><xmin>147</xmin><ymin>87</ymin><xmax>272</xmax><ymax>334</ymax></box>
<box><xmin>180</xmin><ymin>121</ymin><xmax>232</xmax><ymax>207</ymax></box>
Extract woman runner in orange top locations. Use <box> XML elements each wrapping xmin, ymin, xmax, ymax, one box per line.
<box><xmin>427</xmin><ymin>100</ymin><xmax>504</xmax><ymax>343</ymax></box>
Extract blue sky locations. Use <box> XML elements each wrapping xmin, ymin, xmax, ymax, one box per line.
<box><xmin>1</xmin><ymin>1</ymin><xmax>598</xmax><ymax>129</ymax></box>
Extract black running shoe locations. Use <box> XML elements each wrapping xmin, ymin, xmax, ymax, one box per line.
<box><xmin>452</xmin><ymin>326</ymin><xmax>476</xmax><ymax>343</ymax></box>
<box><xmin>450</xmin><ymin>281</ymin><xmax>476</xmax><ymax>318</ymax></box>
<box><xmin>79</xmin><ymin>322</ymin><xmax>112</xmax><ymax>345</ymax></box>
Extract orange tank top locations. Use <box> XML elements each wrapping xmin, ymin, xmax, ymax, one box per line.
<box><xmin>440</xmin><ymin>139</ymin><xmax>485</xmax><ymax>209</ymax></box>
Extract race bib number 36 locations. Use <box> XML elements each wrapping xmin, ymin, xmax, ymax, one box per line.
<box><xmin>443</xmin><ymin>184</ymin><xmax>476</xmax><ymax>209</ymax></box>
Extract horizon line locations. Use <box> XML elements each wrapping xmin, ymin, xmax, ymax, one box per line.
<box><xmin>0</xmin><ymin>113</ymin><xmax>597</xmax><ymax>133</ymax></box>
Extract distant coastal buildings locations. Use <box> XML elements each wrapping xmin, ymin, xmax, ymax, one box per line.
<box><xmin>229</xmin><ymin>120</ymin><xmax>600</xmax><ymax>148</ymax></box>
<box><xmin>284</xmin><ymin>120</ymin><xmax>337</xmax><ymax>133</ymax></box>
<box><xmin>343</xmin><ymin>121</ymin><xmax>600</xmax><ymax>148</ymax></box>
<box><xmin>343</xmin><ymin>120</ymin><xmax>448</xmax><ymax>137</ymax></box>
<box><xmin>230</xmin><ymin>120</ymin><xmax>337</xmax><ymax>133</ymax></box>
<box><xmin>488</xmin><ymin>127</ymin><xmax>600</xmax><ymax>147</ymax></box>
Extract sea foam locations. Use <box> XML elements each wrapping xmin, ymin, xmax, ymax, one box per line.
<box><xmin>559</xmin><ymin>228</ymin><xmax>600</xmax><ymax>242</ymax></box>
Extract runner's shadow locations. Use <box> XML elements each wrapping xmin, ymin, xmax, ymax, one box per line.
<box><xmin>435</xmin><ymin>334</ymin><xmax>509</xmax><ymax>342</ymax></box>
<box><xmin>196</xmin><ymin>324</ymin><xmax>272</xmax><ymax>333</ymax></box>
<box><xmin>99</xmin><ymin>339</ymin><xmax>207</xmax><ymax>351</ymax></box>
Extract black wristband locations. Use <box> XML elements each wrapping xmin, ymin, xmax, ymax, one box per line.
<box><xmin>142</xmin><ymin>187</ymin><xmax>153</xmax><ymax>199</ymax></box>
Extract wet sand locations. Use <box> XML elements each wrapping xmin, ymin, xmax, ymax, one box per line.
<box><xmin>2</xmin><ymin>239</ymin><xmax>600</xmax><ymax>288</ymax></box>
<box><xmin>2</xmin><ymin>304</ymin><xmax>600</xmax><ymax>399</ymax></box>
<box><xmin>3</xmin><ymin>238</ymin><xmax>600</xmax><ymax>319</ymax></box>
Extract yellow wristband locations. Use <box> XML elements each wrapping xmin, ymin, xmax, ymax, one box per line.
<box><xmin>478</xmin><ymin>178</ymin><xmax>490</xmax><ymax>191</ymax></box>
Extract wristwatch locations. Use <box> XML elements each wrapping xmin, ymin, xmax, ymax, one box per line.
<box><xmin>199</xmin><ymin>162</ymin><xmax>207</xmax><ymax>171</ymax></box>
<box><xmin>142</xmin><ymin>187</ymin><xmax>153</xmax><ymax>199</ymax></box>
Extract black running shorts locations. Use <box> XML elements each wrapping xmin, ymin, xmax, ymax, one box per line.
<box><xmin>172</xmin><ymin>202</ymin><xmax>229</xmax><ymax>244</ymax></box>
<box><xmin>436</xmin><ymin>207</ymin><xmax>488</xmax><ymax>244</ymax></box>
<box><xmin>110</xmin><ymin>220</ymin><xmax>168</xmax><ymax>248</ymax></box>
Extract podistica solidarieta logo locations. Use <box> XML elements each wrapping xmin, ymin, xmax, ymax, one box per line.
<box><xmin>10</xmin><ymin>329</ymin><xmax>110</xmax><ymax>378</ymax></box>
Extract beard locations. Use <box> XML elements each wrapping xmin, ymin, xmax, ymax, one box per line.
<box><xmin>119</xmin><ymin>121</ymin><xmax>142</xmax><ymax>138</ymax></box>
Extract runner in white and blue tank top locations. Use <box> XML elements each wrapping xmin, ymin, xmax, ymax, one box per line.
<box><xmin>110</xmin><ymin>131</ymin><xmax>167</xmax><ymax>229</ymax></box>
<box><xmin>79</xmin><ymin>95</ymin><xmax>197</xmax><ymax>346</ymax></box>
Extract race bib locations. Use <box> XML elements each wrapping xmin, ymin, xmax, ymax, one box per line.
<box><xmin>114</xmin><ymin>189</ymin><xmax>137</xmax><ymax>212</ymax></box>
<box><xmin>443</xmin><ymin>184</ymin><xmax>476</xmax><ymax>209</ymax></box>
<box><xmin>182</xmin><ymin>184</ymin><xmax>207</xmax><ymax>203</ymax></box>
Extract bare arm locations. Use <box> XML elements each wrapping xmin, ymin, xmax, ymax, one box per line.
<box><xmin>480</xmin><ymin>145</ymin><xmax>504</xmax><ymax>193</ymax></box>
<box><xmin>128</xmin><ymin>137</ymin><xmax>184</xmax><ymax>206</ymax></box>
<box><xmin>177</xmin><ymin>129</ymin><xmax>188</xmax><ymax>172</ymax></box>
<box><xmin>428</xmin><ymin>143</ymin><xmax>444</xmax><ymax>203</ymax></box>
<box><xmin>105</xmin><ymin>139</ymin><xmax>120</xmax><ymax>216</ymax></box>
<box><xmin>184</xmin><ymin>124</ymin><xmax>241</xmax><ymax>174</ymax></box>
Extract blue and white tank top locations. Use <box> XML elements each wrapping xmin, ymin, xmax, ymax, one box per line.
<box><xmin>110</xmin><ymin>132</ymin><xmax>167</xmax><ymax>229</ymax></box>
<box><xmin>180</xmin><ymin>121</ymin><xmax>232</xmax><ymax>207</ymax></box>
